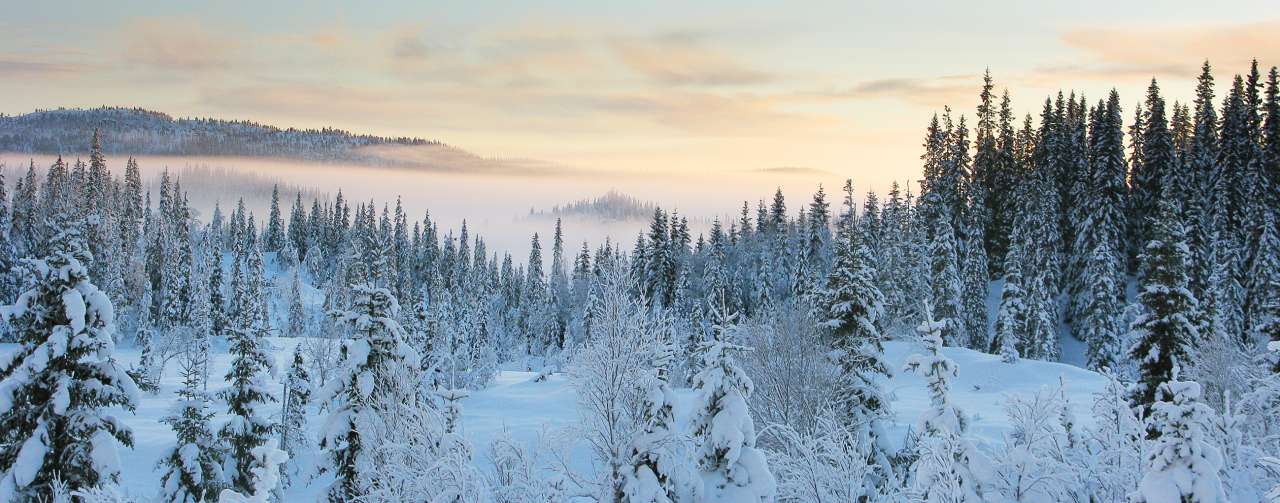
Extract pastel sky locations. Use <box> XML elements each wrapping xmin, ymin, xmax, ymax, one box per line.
<box><xmin>4</xmin><ymin>1</ymin><xmax>1279</xmax><ymax>190</ymax></box>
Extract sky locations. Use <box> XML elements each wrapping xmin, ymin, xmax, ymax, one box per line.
<box><xmin>4</xmin><ymin>1</ymin><xmax>1280</xmax><ymax>192</ymax></box>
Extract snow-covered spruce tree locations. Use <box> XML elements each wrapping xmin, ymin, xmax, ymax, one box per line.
<box><xmin>157</xmin><ymin>352</ymin><xmax>225</xmax><ymax>503</ymax></box>
<box><xmin>903</xmin><ymin>305</ymin><xmax>964</xmax><ymax>439</ymax></box>
<box><xmin>959</xmin><ymin>233</ymin><xmax>990</xmax><ymax>352</ymax></box>
<box><xmin>218</xmin><ymin>243</ymin><xmax>277</xmax><ymax>496</ymax></box>
<box><xmin>1128</xmin><ymin>199</ymin><xmax>1199</xmax><ymax>409</ymax></box>
<box><xmin>318</xmin><ymin>283</ymin><xmax>419</xmax><ymax>502</ymax></box>
<box><xmin>689</xmin><ymin>311</ymin><xmax>775</xmax><ymax>502</ymax></box>
<box><xmin>926</xmin><ymin>200</ymin><xmax>965</xmax><ymax>347</ymax></box>
<box><xmin>817</xmin><ymin>201</ymin><xmax>896</xmax><ymax>489</ymax></box>
<box><xmin>622</xmin><ymin>336</ymin><xmax>692</xmax><ymax>503</ymax></box>
<box><xmin>902</xmin><ymin>304</ymin><xmax>990</xmax><ymax>502</ymax></box>
<box><xmin>1082</xmin><ymin>239</ymin><xmax>1124</xmax><ymax>371</ymax></box>
<box><xmin>0</xmin><ymin>168</ymin><xmax>17</xmax><ymax>307</ymax></box>
<box><xmin>1130</xmin><ymin>379</ymin><xmax>1228</xmax><ymax>503</ymax></box>
<box><xmin>287</xmin><ymin>268</ymin><xmax>306</xmax><ymax>337</ymax></box>
<box><xmin>207</xmin><ymin>237</ymin><xmax>227</xmax><ymax>341</ymax></box>
<box><xmin>992</xmin><ymin>242</ymin><xmax>1027</xmax><ymax>363</ymax></box>
<box><xmin>216</xmin><ymin>441</ymin><xmax>288</xmax><ymax>503</ymax></box>
<box><xmin>279</xmin><ymin>345</ymin><xmax>311</xmax><ymax>481</ymax></box>
<box><xmin>0</xmin><ymin>226</ymin><xmax>139</xmax><ymax>499</ymax></box>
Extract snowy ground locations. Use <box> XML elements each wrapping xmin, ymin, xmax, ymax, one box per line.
<box><xmin>0</xmin><ymin>336</ymin><xmax>1108</xmax><ymax>500</ymax></box>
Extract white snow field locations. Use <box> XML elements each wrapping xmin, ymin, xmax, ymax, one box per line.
<box><xmin>0</xmin><ymin>336</ymin><xmax>1107</xmax><ymax>501</ymax></box>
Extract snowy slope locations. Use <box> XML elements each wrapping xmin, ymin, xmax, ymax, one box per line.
<box><xmin>0</xmin><ymin>337</ymin><xmax>1108</xmax><ymax>500</ymax></box>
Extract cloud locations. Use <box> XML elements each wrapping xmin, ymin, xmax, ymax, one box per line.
<box><xmin>810</xmin><ymin>75</ymin><xmax>978</xmax><ymax>107</ymax></box>
<box><xmin>392</xmin><ymin>34</ymin><xmax>431</xmax><ymax>62</ymax></box>
<box><xmin>1058</xmin><ymin>20</ymin><xmax>1280</xmax><ymax>79</ymax></box>
<box><xmin>121</xmin><ymin>17</ymin><xmax>242</xmax><ymax>72</ymax></box>
<box><xmin>0</xmin><ymin>59</ymin><xmax>84</xmax><ymax>77</ymax></box>
<box><xmin>750</xmin><ymin>166</ymin><xmax>834</xmax><ymax>176</ymax></box>
<box><xmin>611</xmin><ymin>35</ymin><xmax>774</xmax><ymax>86</ymax></box>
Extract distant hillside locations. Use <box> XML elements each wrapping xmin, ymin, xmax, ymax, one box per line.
<box><xmin>530</xmin><ymin>190</ymin><xmax>659</xmax><ymax>221</ymax></box>
<box><xmin>0</xmin><ymin>106</ymin><xmax>438</xmax><ymax>163</ymax></box>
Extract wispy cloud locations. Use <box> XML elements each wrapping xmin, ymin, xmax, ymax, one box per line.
<box><xmin>121</xmin><ymin>17</ymin><xmax>243</xmax><ymax>73</ymax></box>
<box><xmin>1058</xmin><ymin>20</ymin><xmax>1280</xmax><ymax>80</ymax></box>
<box><xmin>0</xmin><ymin>58</ymin><xmax>85</xmax><ymax>77</ymax></box>
<box><xmin>611</xmin><ymin>34</ymin><xmax>774</xmax><ymax>86</ymax></box>
<box><xmin>805</xmin><ymin>75</ymin><xmax>979</xmax><ymax>107</ymax></box>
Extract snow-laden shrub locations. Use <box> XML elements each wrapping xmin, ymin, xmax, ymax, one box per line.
<box><xmin>354</xmin><ymin>389</ymin><xmax>490</xmax><ymax>503</ymax></box>
<box><xmin>568</xmin><ymin>265</ymin><xmax>659</xmax><ymax>500</ymax></box>
<box><xmin>740</xmin><ymin>304</ymin><xmax>838</xmax><ymax>438</ymax></box>
<box><xmin>762</xmin><ymin>416</ymin><xmax>900</xmax><ymax>503</ymax></box>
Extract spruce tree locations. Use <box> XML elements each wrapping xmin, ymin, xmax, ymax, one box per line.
<box><xmin>0</xmin><ymin>167</ymin><xmax>16</xmax><ymax>305</ymax></box>
<box><xmin>904</xmin><ymin>305</ymin><xmax>989</xmax><ymax>502</ymax></box>
<box><xmin>992</xmin><ymin>242</ymin><xmax>1027</xmax><ymax>363</ymax></box>
<box><xmin>1130</xmin><ymin>380</ymin><xmax>1228</xmax><ymax>502</ymax></box>
<box><xmin>927</xmin><ymin>199</ymin><xmax>965</xmax><ymax>346</ymax></box>
<box><xmin>319</xmin><ymin>284</ymin><xmax>419</xmax><ymax>502</ymax></box>
<box><xmin>1133</xmin><ymin>80</ymin><xmax>1177</xmax><ymax>258</ymax></box>
<box><xmin>1082</xmin><ymin>240</ymin><xmax>1123</xmax><ymax>371</ymax></box>
<box><xmin>265</xmin><ymin>185</ymin><xmax>283</xmax><ymax>252</ymax></box>
<box><xmin>0</xmin><ymin>226</ymin><xmax>139</xmax><ymax>499</ymax></box>
<box><xmin>288</xmin><ymin>192</ymin><xmax>307</xmax><ymax>261</ymax></box>
<box><xmin>219</xmin><ymin>240</ymin><xmax>277</xmax><ymax>494</ymax></box>
<box><xmin>1186</xmin><ymin>62</ymin><xmax>1220</xmax><ymax>300</ymax></box>
<box><xmin>623</xmin><ymin>339</ymin><xmax>686</xmax><ymax>503</ymax></box>
<box><xmin>288</xmin><ymin>268</ymin><xmax>306</xmax><ymax>337</ymax></box>
<box><xmin>157</xmin><ymin>353</ymin><xmax>224</xmax><ymax>503</ymax></box>
<box><xmin>689</xmin><ymin>319</ymin><xmax>775</xmax><ymax>502</ymax></box>
<box><xmin>818</xmin><ymin>205</ymin><xmax>895</xmax><ymax>489</ymax></box>
<box><xmin>279</xmin><ymin>346</ymin><xmax>310</xmax><ymax>481</ymax></box>
<box><xmin>1129</xmin><ymin>200</ymin><xmax>1199</xmax><ymax>409</ymax></box>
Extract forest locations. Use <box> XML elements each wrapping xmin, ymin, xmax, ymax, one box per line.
<box><xmin>0</xmin><ymin>60</ymin><xmax>1279</xmax><ymax>502</ymax></box>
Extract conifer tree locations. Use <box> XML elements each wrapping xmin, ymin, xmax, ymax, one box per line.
<box><xmin>1186</xmin><ymin>62</ymin><xmax>1220</xmax><ymax>299</ymax></box>
<box><xmin>1132</xmin><ymin>80</ymin><xmax>1177</xmax><ymax>259</ymax></box>
<box><xmin>904</xmin><ymin>305</ymin><xmax>989</xmax><ymax>502</ymax></box>
<box><xmin>0</xmin><ymin>226</ymin><xmax>139</xmax><ymax>500</ymax></box>
<box><xmin>0</xmin><ymin>168</ymin><xmax>16</xmax><ymax>305</ymax></box>
<box><xmin>319</xmin><ymin>284</ymin><xmax>419</xmax><ymax>502</ymax></box>
<box><xmin>219</xmin><ymin>240</ymin><xmax>277</xmax><ymax>494</ymax></box>
<box><xmin>157</xmin><ymin>353</ymin><xmax>224</xmax><ymax>503</ymax></box>
<box><xmin>972</xmin><ymin>70</ymin><xmax>1001</xmax><ymax>269</ymax></box>
<box><xmin>207</xmin><ymin>236</ymin><xmax>227</xmax><ymax>341</ymax></box>
<box><xmin>959</xmin><ymin>221</ymin><xmax>989</xmax><ymax>351</ymax></box>
<box><xmin>818</xmin><ymin>199</ymin><xmax>895</xmax><ymax>489</ymax></box>
<box><xmin>807</xmin><ymin>185</ymin><xmax>830</xmax><ymax>265</ymax></box>
<box><xmin>623</xmin><ymin>338</ymin><xmax>687</xmax><ymax>503</ymax></box>
<box><xmin>1129</xmin><ymin>200</ymin><xmax>1199</xmax><ymax>409</ymax></box>
<box><xmin>287</xmin><ymin>268</ymin><xmax>306</xmax><ymax>337</ymax></box>
<box><xmin>927</xmin><ymin>200</ymin><xmax>965</xmax><ymax>346</ymax></box>
<box><xmin>265</xmin><ymin>185</ymin><xmax>283</xmax><ymax>252</ymax></box>
<box><xmin>689</xmin><ymin>317</ymin><xmax>775</xmax><ymax>502</ymax></box>
<box><xmin>288</xmin><ymin>192</ymin><xmax>307</xmax><ymax>261</ymax></box>
<box><xmin>992</xmin><ymin>243</ymin><xmax>1026</xmax><ymax>363</ymax></box>
<box><xmin>1130</xmin><ymin>380</ymin><xmax>1228</xmax><ymax>503</ymax></box>
<box><xmin>1077</xmin><ymin>91</ymin><xmax>1127</xmax><ymax>300</ymax></box>
<box><xmin>1082</xmin><ymin>240</ymin><xmax>1123</xmax><ymax>371</ymax></box>
<box><xmin>279</xmin><ymin>346</ymin><xmax>310</xmax><ymax>481</ymax></box>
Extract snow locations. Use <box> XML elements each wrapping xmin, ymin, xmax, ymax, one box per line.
<box><xmin>0</xmin><ymin>337</ymin><xmax>1112</xmax><ymax>500</ymax></box>
<box><xmin>12</xmin><ymin>423</ymin><xmax>48</xmax><ymax>488</ymax></box>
